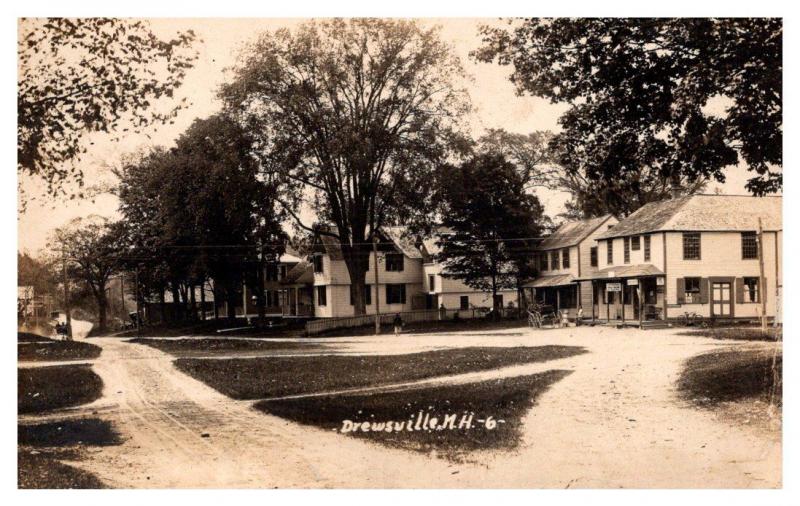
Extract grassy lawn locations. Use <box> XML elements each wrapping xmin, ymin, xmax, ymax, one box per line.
<box><xmin>18</xmin><ymin>418</ymin><xmax>121</xmax><ymax>489</ymax></box>
<box><xmin>678</xmin><ymin>347</ymin><xmax>782</xmax><ymax>406</ymax></box>
<box><xmin>18</xmin><ymin>339</ymin><xmax>102</xmax><ymax>362</ymax></box>
<box><xmin>317</xmin><ymin>318</ymin><xmax>527</xmax><ymax>338</ymax></box>
<box><xmin>176</xmin><ymin>345</ymin><xmax>585</xmax><ymax>399</ymax></box>
<box><xmin>130</xmin><ymin>337</ymin><xmax>327</xmax><ymax>357</ymax></box>
<box><xmin>18</xmin><ymin>332</ymin><xmax>53</xmax><ymax>343</ymax></box>
<box><xmin>678</xmin><ymin>327</ymin><xmax>782</xmax><ymax>342</ymax></box>
<box><xmin>256</xmin><ymin>370</ymin><xmax>571</xmax><ymax>461</ymax></box>
<box><xmin>18</xmin><ymin>365</ymin><xmax>104</xmax><ymax>414</ymax></box>
<box><xmin>18</xmin><ymin>448</ymin><xmax>107</xmax><ymax>489</ymax></box>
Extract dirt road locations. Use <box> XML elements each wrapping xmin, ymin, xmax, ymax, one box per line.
<box><xmin>21</xmin><ymin>327</ymin><xmax>781</xmax><ymax>488</ymax></box>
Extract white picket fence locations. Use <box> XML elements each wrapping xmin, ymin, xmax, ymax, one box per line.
<box><xmin>304</xmin><ymin>307</ymin><xmax>520</xmax><ymax>335</ymax></box>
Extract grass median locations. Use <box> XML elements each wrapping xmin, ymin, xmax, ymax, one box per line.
<box><xmin>130</xmin><ymin>337</ymin><xmax>327</xmax><ymax>357</ymax></box>
<box><xmin>18</xmin><ymin>365</ymin><xmax>104</xmax><ymax>414</ymax></box>
<box><xmin>175</xmin><ymin>345</ymin><xmax>586</xmax><ymax>399</ymax></box>
<box><xmin>256</xmin><ymin>370</ymin><xmax>571</xmax><ymax>461</ymax></box>
<box><xmin>18</xmin><ymin>337</ymin><xmax>102</xmax><ymax>362</ymax></box>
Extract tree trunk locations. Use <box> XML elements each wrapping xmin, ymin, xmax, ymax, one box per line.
<box><xmin>171</xmin><ymin>284</ymin><xmax>181</xmax><ymax>322</ymax></box>
<box><xmin>255</xmin><ymin>265</ymin><xmax>266</xmax><ymax>323</ymax></box>
<box><xmin>342</xmin><ymin>242</ymin><xmax>370</xmax><ymax>316</ymax></box>
<box><xmin>189</xmin><ymin>283</ymin><xmax>197</xmax><ymax>320</ymax></box>
<box><xmin>200</xmin><ymin>282</ymin><xmax>206</xmax><ymax>321</ymax></box>
<box><xmin>159</xmin><ymin>289</ymin><xmax>166</xmax><ymax>325</ymax></box>
<box><xmin>96</xmin><ymin>290</ymin><xmax>108</xmax><ymax>332</ymax></box>
<box><xmin>491</xmin><ymin>274</ymin><xmax>500</xmax><ymax>321</ymax></box>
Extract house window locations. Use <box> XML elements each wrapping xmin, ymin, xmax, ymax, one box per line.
<box><xmin>742</xmin><ymin>232</ymin><xmax>758</xmax><ymax>260</ymax></box>
<box><xmin>743</xmin><ymin>277</ymin><xmax>759</xmax><ymax>303</ymax></box>
<box><xmin>631</xmin><ymin>236</ymin><xmax>641</xmax><ymax>251</ymax></box>
<box><xmin>265</xmin><ymin>264</ymin><xmax>279</xmax><ymax>281</ymax></box>
<box><xmin>550</xmin><ymin>250</ymin><xmax>559</xmax><ymax>270</ymax></box>
<box><xmin>644</xmin><ymin>235</ymin><xmax>651</xmax><ymax>262</ymax></box>
<box><xmin>386</xmin><ymin>284</ymin><xmax>406</xmax><ymax>304</ymax></box>
<box><xmin>460</xmin><ymin>295</ymin><xmax>469</xmax><ymax>310</ymax></box>
<box><xmin>316</xmin><ymin>286</ymin><xmax>327</xmax><ymax>306</ymax></box>
<box><xmin>590</xmin><ymin>246</ymin><xmax>598</xmax><ymax>267</ymax></box>
<box><xmin>683</xmin><ymin>233</ymin><xmax>701</xmax><ymax>260</ymax></box>
<box><xmin>428</xmin><ymin>275</ymin><xmax>436</xmax><ymax>292</ymax></box>
<box><xmin>684</xmin><ymin>277</ymin><xmax>701</xmax><ymax>303</ymax></box>
<box><xmin>349</xmin><ymin>285</ymin><xmax>372</xmax><ymax>306</ymax></box>
<box><xmin>623</xmin><ymin>237</ymin><xmax>630</xmax><ymax>264</ymax></box>
<box><xmin>279</xmin><ymin>265</ymin><xmax>287</xmax><ymax>280</ymax></box>
<box><xmin>385</xmin><ymin>253</ymin><xmax>404</xmax><ymax>272</ymax></box>
<box><xmin>313</xmin><ymin>255</ymin><xmax>324</xmax><ymax>273</ymax></box>
<box><xmin>539</xmin><ymin>253</ymin><xmax>548</xmax><ymax>271</ymax></box>
<box><xmin>607</xmin><ymin>239</ymin><xmax>613</xmax><ymax>264</ymax></box>
<box><xmin>562</xmin><ymin>248</ymin><xmax>570</xmax><ymax>269</ymax></box>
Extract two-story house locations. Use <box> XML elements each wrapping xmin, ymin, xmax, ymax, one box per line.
<box><xmin>584</xmin><ymin>194</ymin><xmax>782</xmax><ymax>325</ymax></box>
<box><xmin>524</xmin><ymin>215</ymin><xmax>618</xmax><ymax>319</ymax></box>
<box><xmin>419</xmin><ymin>231</ymin><xmax>519</xmax><ymax>312</ymax></box>
<box><xmin>310</xmin><ymin>226</ymin><xmax>424</xmax><ymax>318</ymax></box>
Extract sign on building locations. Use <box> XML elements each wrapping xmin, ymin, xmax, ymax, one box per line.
<box><xmin>606</xmin><ymin>282</ymin><xmax>622</xmax><ymax>292</ymax></box>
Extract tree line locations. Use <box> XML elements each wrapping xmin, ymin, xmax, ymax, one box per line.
<box><xmin>19</xmin><ymin>18</ymin><xmax>782</xmax><ymax>330</ymax></box>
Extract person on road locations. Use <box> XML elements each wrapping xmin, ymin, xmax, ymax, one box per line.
<box><xmin>393</xmin><ymin>313</ymin><xmax>403</xmax><ymax>336</ymax></box>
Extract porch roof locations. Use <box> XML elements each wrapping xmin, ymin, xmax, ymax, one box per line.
<box><xmin>523</xmin><ymin>273</ymin><xmax>575</xmax><ymax>288</ymax></box>
<box><xmin>576</xmin><ymin>264</ymin><xmax>665</xmax><ymax>281</ymax></box>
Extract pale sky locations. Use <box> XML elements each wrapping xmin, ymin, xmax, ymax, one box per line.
<box><xmin>17</xmin><ymin>18</ymin><xmax>757</xmax><ymax>255</ymax></box>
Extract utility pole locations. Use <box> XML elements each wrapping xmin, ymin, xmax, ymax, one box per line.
<box><xmin>373</xmin><ymin>236</ymin><xmax>381</xmax><ymax>335</ymax></box>
<box><xmin>135</xmin><ymin>266</ymin><xmax>142</xmax><ymax>338</ymax></box>
<box><xmin>120</xmin><ymin>273</ymin><xmax>125</xmax><ymax>316</ymax></box>
<box><xmin>62</xmin><ymin>249</ymin><xmax>72</xmax><ymax>339</ymax></box>
<box><xmin>758</xmin><ymin>218</ymin><xmax>768</xmax><ymax>332</ymax></box>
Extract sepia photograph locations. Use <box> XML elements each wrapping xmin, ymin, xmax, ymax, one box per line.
<box><xmin>12</xmin><ymin>5</ymin><xmax>788</xmax><ymax>496</ymax></box>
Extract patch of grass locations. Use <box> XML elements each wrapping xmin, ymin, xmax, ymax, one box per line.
<box><xmin>678</xmin><ymin>327</ymin><xmax>782</xmax><ymax>342</ymax></box>
<box><xmin>315</xmin><ymin>318</ymin><xmax>526</xmax><ymax>338</ymax></box>
<box><xmin>19</xmin><ymin>418</ymin><xmax>121</xmax><ymax>447</ymax></box>
<box><xmin>176</xmin><ymin>345</ymin><xmax>586</xmax><ymax>399</ymax></box>
<box><xmin>18</xmin><ymin>340</ymin><xmax>102</xmax><ymax>362</ymax></box>
<box><xmin>678</xmin><ymin>348</ymin><xmax>782</xmax><ymax>407</ymax></box>
<box><xmin>130</xmin><ymin>337</ymin><xmax>326</xmax><ymax>357</ymax></box>
<box><xmin>18</xmin><ymin>365</ymin><xmax>104</xmax><ymax>414</ymax></box>
<box><xmin>256</xmin><ymin>370</ymin><xmax>571</xmax><ymax>461</ymax></box>
<box><xmin>18</xmin><ymin>448</ymin><xmax>106</xmax><ymax>489</ymax></box>
<box><xmin>18</xmin><ymin>332</ymin><xmax>52</xmax><ymax>343</ymax></box>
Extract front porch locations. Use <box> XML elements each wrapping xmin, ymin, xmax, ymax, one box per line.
<box><xmin>578</xmin><ymin>264</ymin><xmax>667</xmax><ymax>328</ymax></box>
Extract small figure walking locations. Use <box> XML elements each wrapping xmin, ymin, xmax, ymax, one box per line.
<box><xmin>393</xmin><ymin>313</ymin><xmax>403</xmax><ymax>336</ymax></box>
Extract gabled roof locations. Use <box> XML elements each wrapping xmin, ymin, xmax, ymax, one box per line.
<box><xmin>538</xmin><ymin>215</ymin><xmax>615</xmax><ymax>250</ymax></box>
<box><xmin>281</xmin><ymin>261</ymin><xmax>314</xmax><ymax>285</ymax></box>
<box><xmin>597</xmin><ymin>195</ymin><xmax>782</xmax><ymax>240</ymax></box>
<box><xmin>312</xmin><ymin>225</ymin><xmax>421</xmax><ymax>261</ymax></box>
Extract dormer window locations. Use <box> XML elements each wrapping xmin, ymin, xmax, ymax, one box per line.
<box><xmin>313</xmin><ymin>255</ymin><xmax>324</xmax><ymax>273</ymax></box>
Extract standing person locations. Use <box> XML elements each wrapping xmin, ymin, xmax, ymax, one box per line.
<box><xmin>393</xmin><ymin>313</ymin><xmax>403</xmax><ymax>336</ymax></box>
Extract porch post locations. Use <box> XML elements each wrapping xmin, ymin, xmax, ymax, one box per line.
<box><xmin>590</xmin><ymin>281</ymin><xmax>596</xmax><ymax>324</ymax></box>
<box><xmin>621</xmin><ymin>282</ymin><xmax>626</xmax><ymax>324</ymax></box>
<box><xmin>638</xmin><ymin>280</ymin><xmax>643</xmax><ymax>328</ymax></box>
<box><xmin>295</xmin><ymin>287</ymin><xmax>300</xmax><ymax>316</ymax></box>
<box><xmin>606</xmin><ymin>282</ymin><xmax>610</xmax><ymax>322</ymax></box>
<box><xmin>556</xmin><ymin>288</ymin><xmax>560</xmax><ymax>312</ymax></box>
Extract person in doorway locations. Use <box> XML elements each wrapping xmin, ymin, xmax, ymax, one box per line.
<box><xmin>393</xmin><ymin>313</ymin><xmax>403</xmax><ymax>336</ymax></box>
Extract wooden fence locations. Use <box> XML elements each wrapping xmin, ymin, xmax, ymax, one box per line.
<box><xmin>304</xmin><ymin>307</ymin><xmax>521</xmax><ymax>336</ymax></box>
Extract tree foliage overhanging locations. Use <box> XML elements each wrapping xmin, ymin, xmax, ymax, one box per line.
<box><xmin>474</xmin><ymin>18</ymin><xmax>782</xmax><ymax>197</ymax></box>
<box><xmin>18</xmin><ymin>18</ymin><xmax>198</xmax><ymax>200</ymax></box>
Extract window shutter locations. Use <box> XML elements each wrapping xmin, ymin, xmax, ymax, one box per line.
<box><xmin>676</xmin><ymin>278</ymin><xmax>685</xmax><ymax>304</ymax></box>
<box><xmin>699</xmin><ymin>278</ymin><xmax>709</xmax><ymax>304</ymax></box>
<box><xmin>735</xmin><ymin>278</ymin><xmax>744</xmax><ymax>304</ymax></box>
<box><xmin>401</xmin><ymin>284</ymin><xmax>406</xmax><ymax>304</ymax></box>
